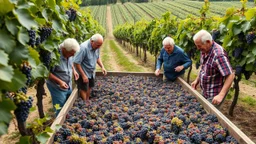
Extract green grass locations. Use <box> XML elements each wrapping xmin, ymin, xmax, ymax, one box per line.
<box><xmin>109</xmin><ymin>40</ymin><xmax>145</xmax><ymax>72</ymax></box>
<box><xmin>100</xmin><ymin>39</ymin><xmax>113</xmax><ymax>71</ymax></box>
<box><xmin>240</xmin><ymin>96</ymin><xmax>256</xmax><ymax>106</ymax></box>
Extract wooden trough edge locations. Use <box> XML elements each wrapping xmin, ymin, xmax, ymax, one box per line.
<box><xmin>46</xmin><ymin>72</ymin><xmax>254</xmax><ymax>144</ymax></box>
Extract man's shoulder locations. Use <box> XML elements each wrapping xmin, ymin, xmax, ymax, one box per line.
<box><xmin>80</xmin><ymin>39</ymin><xmax>90</xmax><ymax>49</ymax></box>
<box><xmin>174</xmin><ymin>45</ymin><xmax>185</xmax><ymax>53</ymax></box>
<box><xmin>212</xmin><ymin>43</ymin><xmax>226</xmax><ymax>56</ymax></box>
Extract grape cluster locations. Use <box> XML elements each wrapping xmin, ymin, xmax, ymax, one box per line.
<box><xmin>232</xmin><ymin>47</ymin><xmax>243</xmax><ymax>58</ymax></box>
<box><xmin>27</xmin><ymin>29</ymin><xmax>36</xmax><ymax>47</ymax></box>
<box><xmin>39</xmin><ymin>49</ymin><xmax>51</xmax><ymax>69</ymax></box>
<box><xmin>14</xmin><ymin>92</ymin><xmax>33</xmax><ymax>122</ymax></box>
<box><xmin>66</xmin><ymin>8</ymin><xmax>77</xmax><ymax>22</ymax></box>
<box><xmin>245</xmin><ymin>32</ymin><xmax>255</xmax><ymax>44</ymax></box>
<box><xmin>18</xmin><ymin>63</ymin><xmax>32</xmax><ymax>94</ymax></box>
<box><xmin>235</xmin><ymin>65</ymin><xmax>243</xmax><ymax>75</ymax></box>
<box><xmin>39</xmin><ymin>27</ymin><xmax>53</xmax><ymax>43</ymax></box>
<box><xmin>53</xmin><ymin>75</ymin><xmax>239</xmax><ymax>143</ymax></box>
<box><xmin>212</xmin><ymin>30</ymin><xmax>220</xmax><ymax>41</ymax></box>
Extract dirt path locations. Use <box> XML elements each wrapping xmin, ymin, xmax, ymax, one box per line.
<box><xmin>106</xmin><ymin>6</ymin><xmax>114</xmax><ymax>39</ymax></box>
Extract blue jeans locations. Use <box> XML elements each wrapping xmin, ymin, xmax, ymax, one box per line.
<box><xmin>47</xmin><ymin>83</ymin><xmax>72</xmax><ymax>116</ymax></box>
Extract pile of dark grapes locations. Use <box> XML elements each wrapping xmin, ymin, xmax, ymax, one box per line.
<box><xmin>66</xmin><ymin>8</ymin><xmax>77</xmax><ymax>22</ymax></box>
<box><xmin>54</xmin><ymin>75</ymin><xmax>238</xmax><ymax>143</ymax></box>
<box><xmin>39</xmin><ymin>27</ymin><xmax>53</xmax><ymax>43</ymax></box>
<box><xmin>13</xmin><ymin>92</ymin><xmax>33</xmax><ymax>122</ymax></box>
<box><xmin>39</xmin><ymin>49</ymin><xmax>51</xmax><ymax>69</ymax></box>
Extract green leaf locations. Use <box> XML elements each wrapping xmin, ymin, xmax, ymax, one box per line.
<box><xmin>5</xmin><ymin>16</ymin><xmax>19</xmax><ymax>35</ymax></box>
<box><xmin>31</xmin><ymin>64</ymin><xmax>49</xmax><ymax>79</ymax></box>
<box><xmin>28</xmin><ymin>47</ymin><xmax>40</xmax><ymax>65</ymax></box>
<box><xmin>241</xmin><ymin>21</ymin><xmax>251</xmax><ymax>33</ymax></box>
<box><xmin>52</xmin><ymin>18</ymin><xmax>62</xmax><ymax>32</ymax></box>
<box><xmin>47</xmin><ymin>0</ymin><xmax>56</xmax><ymax>10</ymax></box>
<box><xmin>29</xmin><ymin>106</ymin><xmax>36</xmax><ymax>112</ymax></box>
<box><xmin>44</xmin><ymin>41</ymin><xmax>55</xmax><ymax>52</ymax></box>
<box><xmin>0</xmin><ymin>50</ymin><xmax>9</xmax><ymax>66</ymax></box>
<box><xmin>54</xmin><ymin>104</ymin><xmax>61</xmax><ymax>110</ymax></box>
<box><xmin>233</xmin><ymin>25</ymin><xmax>242</xmax><ymax>35</ymax></box>
<box><xmin>44</xmin><ymin>127</ymin><xmax>53</xmax><ymax>133</ymax></box>
<box><xmin>0</xmin><ymin>65</ymin><xmax>14</xmax><ymax>82</ymax></box>
<box><xmin>18</xmin><ymin>27</ymin><xmax>29</xmax><ymax>45</ymax></box>
<box><xmin>247</xmin><ymin>54</ymin><xmax>255</xmax><ymax>64</ymax></box>
<box><xmin>0</xmin><ymin>29</ymin><xmax>16</xmax><ymax>54</ymax></box>
<box><xmin>36</xmin><ymin>132</ymin><xmax>50</xmax><ymax>144</ymax></box>
<box><xmin>0</xmin><ymin>0</ymin><xmax>14</xmax><ymax>16</ymax></box>
<box><xmin>19</xmin><ymin>136</ymin><xmax>31</xmax><ymax>144</ymax></box>
<box><xmin>35</xmin><ymin>18</ymin><xmax>46</xmax><ymax>25</ymax></box>
<box><xmin>9</xmin><ymin>44</ymin><xmax>29</xmax><ymax>65</ymax></box>
<box><xmin>0</xmin><ymin>122</ymin><xmax>8</xmax><ymax>136</ymax></box>
<box><xmin>13</xmin><ymin>8</ymin><xmax>38</xmax><ymax>30</ymax></box>
<box><xmin>42</xmin><ymin>8</ymin><xmax>49</xmax><ymax>22</ymax></box>
<box><xmin>0</xmin><ymin>69</ymin><xmax>26</xmax><ymax>91</ymax></box>
<box><xmin>252</xmin><ymin>47</ymin><xmax>256</xmax><ymax>55</ymax></box>
<box><xmin>245</xmin><ymin>8</ymin><xmax>256</xmax><ymax>20</ymax></box>
<box><xmin>54</xmin><ymin>124</ymin><xmax>61</xmax><ymax>131</ymax></box>
<box><xmin>0</xmin><ymin>99</ymin><xmax>16</xmax><ymax>135</ymax></box>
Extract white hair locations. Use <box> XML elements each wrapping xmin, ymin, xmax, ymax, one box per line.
<box><xmin>60</xmin><ymin>38</ymin><xmax>80</xmax><ymax>52</ymax></box>
<box><xmin>193</xmin><ymin>29</ymin><xmax>212</xmax><ymax>44</ymax></box>
<box><xmin>91</xmin><ymin>33</ymin><xmax>103</xmax><ymax>42</ymax></box>
<box><xmin>162</xmin><ymin>37</ymin><xmax>175</xmax><ymax>46</ymax></box>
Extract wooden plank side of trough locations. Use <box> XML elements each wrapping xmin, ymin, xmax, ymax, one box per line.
<box><xmin>177</xmin><ymin>77</ymin><xmax>255</xmax><ymax>144</ymax></box>
<box><xmin>47</xmin><ymin>88</ymin><xmax>78</xmax><ymax>144</ymax></box>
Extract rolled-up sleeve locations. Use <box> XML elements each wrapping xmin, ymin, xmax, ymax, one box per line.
<box><xmin>73</xmin><ymin>49</ymin><xmax>85</xmax><ymax>64</ymax></box>
<box><xmin>156</xmin><ymin>48</ymin><xmax>164</xmax><ymax>70</ymax></box>
<box><xmin>216</xmin><ymin>55</ymin><xmax>233</xmax><ymax>76</ymax></box>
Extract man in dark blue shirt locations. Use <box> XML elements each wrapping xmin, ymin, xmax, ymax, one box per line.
<box><xmin>155</xmin><ymin>37</ymin><xmax>192</xmax><ymax>81</ymax></box>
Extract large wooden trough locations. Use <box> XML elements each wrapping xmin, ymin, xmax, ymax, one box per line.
<box><xmin>47</xmin><ymin>72</ymin><xmax>254</xmax><ymax>144</ymax></box>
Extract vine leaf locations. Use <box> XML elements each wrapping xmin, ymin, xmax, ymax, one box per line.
<box><xmin>5</xmin><ymin>16</ymin><xmax>19</xmax><ymax>36</ymax></box>
<box><xmin>31</xmin><ymin>63</ymin><xmax>49</xmax><ymax>79</ymax></box>
<box><xmin>9</xmin><ymin>43</ymin><xmax>29</xmax><ymax>65</ymax></box>
<box><xmin>18</xmin><ymin>27</ymin><xmax>29</xmax><ymax>45</ymax></box>
<box><xmin>0</xmin><ymin>30</ymin><xmax>16</xmax><ymax>54</ymax></box>
<box><xmin>0</xmin><ymin>65</ymin><xmax>14</xmax><ymax>82</ymax></box>
<box><xmin>0</xmin><ymin>99</ymin><xmax>16</xmax><ymax>135</ymax></box>
<box><xmin>0</xmin><ymin>0</ymin><xmax>14</xmax><ymax>16</ymax></box>
<box><xmin>36</xmin><ymin>132</ymin><xmax>50</xmax><ymax>144</ymax></box>
<box><xmin>0</xmin><ymin>69</ymin><xmax>26</xmax><ymax>91</ymax></box>
<box><xmin>0</xmin><ymin>50</ymin><xmax>9</xmax><ymax>66</ymax></box>
<box><xmin>13</xmin><ymin>8</ymin><xmax>38</xmax><ymax>30</ymax></box>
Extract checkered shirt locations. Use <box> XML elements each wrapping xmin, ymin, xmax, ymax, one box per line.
<box><xmin>199</xmin><ymin>42</ymin><xmax>233</xmax><ymax>98</ymax></box>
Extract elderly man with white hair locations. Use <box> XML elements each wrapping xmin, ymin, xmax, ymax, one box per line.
<box><xmin>46</xmin><ymin>38</ymin><xmax>80</xmax><ymax>116</ymax></box>
<box><xmin>155</xmin><ymin>36</ymin><xmax>192</xmax><ymax>81</ymax></box>
<box><xmin>74</xmin><ymin>34</ymin><xmax>107</xmax><ymax>102</ymax></box>
<box><xmin>191</xmin><ymin>29</ymin><xmax>234</xmax><ymax>107</ymax></box>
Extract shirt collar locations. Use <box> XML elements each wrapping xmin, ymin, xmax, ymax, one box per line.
<box><xmin>202</xmin><ymin>42</ymin><xmax>214</xmax><ymax>58</ymax></box>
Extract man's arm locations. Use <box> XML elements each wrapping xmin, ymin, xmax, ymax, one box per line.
<box><xmin>49</xmin><ymin>73</ymin><xmax>69</xmax><ymax>89</ymax></box>
<box><xmin>175</xmin><ymin>52</ymin><xmax>192</xmax><ymax>72</ymax></box>
<box><xmin>155</xmin><ymin>49</ymin><xmax>164</xmax><ymax>76</ymax></box>
<box><xmin>72</xmin><ymin>64</ymin><xmax>79</xmax><ymax>80</ymax></box>
<box><xmin>97</xmin><ymin>58</ymin><xmax>107</xmax><ymax>76</ymax></box>
<box><xmin>212</xmin><ymin>73</ymin><xmax>235</xmax><ymax>104</ymax></box>
<box><xmin>74</xmin><ymin>63</ymin><xmax>88</xmax><ymax>83</ymax></box>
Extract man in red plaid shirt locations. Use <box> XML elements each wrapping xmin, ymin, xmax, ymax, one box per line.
<box><xmin>191</xmin><ymin>30</ymin><xmax>235</xmax><ymax>107</ymax></box>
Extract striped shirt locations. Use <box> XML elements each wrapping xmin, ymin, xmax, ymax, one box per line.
<box><xmin>199</xmin><ymin>42</ymin><xmax>232</xmax><ymax>98</ymax></box>
<box><xmin>73</xmin><ymin>39</ymin><xmax>100</xmax><ymax>79</ymax></box>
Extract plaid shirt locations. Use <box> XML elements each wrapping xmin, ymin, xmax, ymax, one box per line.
<box><xmin>199</xmin><ymin>42</ymin><xmax>232</xmax><ymax>98</ymax></box>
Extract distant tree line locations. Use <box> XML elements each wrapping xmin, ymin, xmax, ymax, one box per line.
<box><xmin>81</xmin><ymin>0</ymin><xmax>149</xmax><ymax>6</ymax></box>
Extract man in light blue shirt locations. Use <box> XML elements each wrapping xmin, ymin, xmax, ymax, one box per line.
<box><xmin>73</xmin><ymin>34</ymin><xmax>107</xmax><ymax>102</ymax></box>
<box><xmin>155</xmin><ymin>37</ymin><xmax>192</xmax><ymax>81</ymax></box>
<box><xmin>47</xmin><ymin>38</ymin><xmax>80</xmax><ymax>116</ymax></box>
